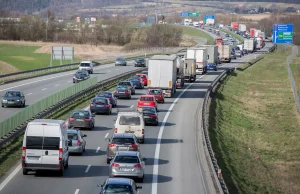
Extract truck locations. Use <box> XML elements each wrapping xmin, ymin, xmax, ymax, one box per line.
<box><xmin>256</xmin><ymin>37</ymin><xmax>263</xmax><ymax>50</ymax></box>
<box><xmin>250</xmin><ymin>28</ymin><xmax>256</xmax><ymax>37</ymax></box>
<box><xmin>184</xmin><ymin>19</ymin><xmax>192</xmax><ymax>26</ymax></box>
<box><xmin>243</xmin><ymin>38</ymin><xmax>256</xmax><ymax>53</ymax></box>
<box><xmin>217</xmin><ymin>45</ymin><xmax>232</xmax><ymax>63</ymax></box>
<box><xmin>186</xmin><ymin>48</ymin><xmax>208</xmax><ymax>75</ymax></box>
<box><xmin>254</xmin><ymin>29</ymin><xmax>261</xmax><ymax>38</ymax></box>
<box><xmin>175</xmin><ymin>56</ymin><xmax>185</xmax><ymax>88</ymax></box>
<box><xmin>147</xmin><ymin>55</ymin><xmax>177</xmax><ymax>97</ymax></box>
<box><xmin>231</xmin><ymin>22</ymin><xmax>239</xmax><ymax>30</ymax></box>
<box><xmin>193</xmin><ymin>21</ymin><xmax>199</xmax><ymax>27</ymax></box>
<box><xmin>238</xmin><ymin>24</ymin><xmax>246</xmax><ymax>32</ymax></box>
<box><xmin>183</xmin><ymin>58</ymin><xmax>196</xmax><ymax>82</ymax></box>
<box><xmin>200</xmin><ymin>45</ymin><xmax>218</xmax><ymax>70</ymax></box>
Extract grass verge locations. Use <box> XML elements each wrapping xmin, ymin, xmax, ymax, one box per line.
<box><xmin>290</xmin><ymin>47</ymin><xmax>300</xmax><ymax>95</ymax></box>
<box><xmin>179</xmin><ymin>26</ymin><xmax>214</xmax><ymax>45</ymax></box>
<box><xmin>209</xmin><ymin>46</ymin><xmax>300</xmax><ymax>194</ymax></box>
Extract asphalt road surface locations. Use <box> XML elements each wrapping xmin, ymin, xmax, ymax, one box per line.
<box><xmin>0</xmin><ymin>44</ymin><xmax>273</xmax><ymax>194</ymax></box>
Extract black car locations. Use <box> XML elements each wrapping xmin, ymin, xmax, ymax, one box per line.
<box><xmin>90</xmin><ymin>97</ymin><xmax>112</xmax><ymax>115</ymax></box>
<box><xmin>114</xmin><ymin>86</ymin><xmax>132</xmax><ymax>99</ymax></box>
<box><xmin>129</xmin><ymin>77</ymin><xmax>144</xmax><ymax>89</ymax></box>
<box><xmin>2</xmin><ymin>90</ymin><xmax>26</xmax><ymax>108</ymax></box>
<box><xmin>99</xmin><ymin>178</ymin><xmax>142</xmax><ymax>194</ymax></box>
<box><xmin>68</xmin><ymin>110</ymin><xmax>95</xmax><ymax>129</ymax></box>
<box><xmin>138</xmin><ymin>106</ymin><xmax>158</xmax><ymax>126</ymax></box>
<box><xmin>134</xmin><ymin>58</ymin><xmax>146</xmax><ymax>67</ymax></box>
<box><xmin>115</xmin><ymin>57</ymin><xmax>127</xmax><ymax>66</ymax></box>
<box><xmin>73</xmin><ymin>70</ymin><xmax>89</xmax><ymax>83</ymax></box>
<box><xmin>117</xmin><ymin>81</ymin><xmax>135</xmax><ymax>94</ymax></box>
<box><xmin>96</xmin><ymin>91</ymin><xmax>118</xmax><ymax>107</ymax></box>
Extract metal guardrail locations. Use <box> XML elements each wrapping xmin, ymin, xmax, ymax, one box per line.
<box><xmin>0</xmin><ymin>67</ymin><xmax>146</xmax><ymax>147</ymax></box>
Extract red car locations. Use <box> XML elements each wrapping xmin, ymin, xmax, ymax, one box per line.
<box><xmin>137</xmin><ymin>95</ymin><xmax>157</xmax><ymax>110</ymax></box>
<box><xmin>136</xmin><ymin>74</ymin><xmax>148</xmax><ymax>86</ymax></box>
<box><xmin>146</xmin><ymin>89</ymin><xmax>164</xmax><ymax>103</ymax></box>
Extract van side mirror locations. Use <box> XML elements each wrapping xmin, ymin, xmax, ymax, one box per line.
<box><xmin>136</xmin><ymin>186</ymin><xmax>142</xmax><ymax>189</ymax></box>
<box><xmin>83</xmin><ymin>134</ymin><xmax>87</xmax><ymax>137</ymax></box>
<box><xmin>97</xmin><ymin>184</ymin><xmax>103</xmax><ymax>188</ymax></box>
<box><xmin>92</xmin><ymin>113</ymin><xmax>95</xmax><ymax>117</ymax></box>
<box><xmin>105</xmin><ymin>137</ymin><xmax>111</xmax><ymax>142</ymax></box>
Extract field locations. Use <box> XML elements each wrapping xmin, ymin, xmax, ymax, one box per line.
<box><xmin>179</xmin><ymin>26</ymin><xmax>214</xmax><ymax>45</ymax></box>
<box><xmin>209</xmin><ymin>47</ymin><xmax>300</xmax><ymax>194</ymax></box>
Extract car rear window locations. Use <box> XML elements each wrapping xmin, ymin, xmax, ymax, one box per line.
<box><xmin>68</xmin><ymin>133</ymin><xmax>78</xmax><ymax>140</ymax></box>
<box><xmin>140</xmin><ymin>97</ymin><xmax>154</xmax><ymax>101</ymax></box>
<box><xmin>97</xmin><ymin>93</ymin><xmax>112</xmax><ymax>98</ymax></box>
<box><xmin>80</xmin><ymin>63</ymin><xmax>90</xmax><ymax>67</ymax></box>
<box><xmin>72</xmin><ymin>111</ymin><xmax>90</xmax><ymax>118</ymax></box>
<box><xmin>118</xmin><ymin>82</ymin><xmax>130</xmax><ymax>86</ymax></box>
<box><xmin>26</xmin><ymin>136</ymin><xmax>43</xmax><ymax>150</ymax></box>
<box><xmin>104</xmin><ymin>184</ymin><xmax>132</xmax><ymax>193</ymax></box>
<box><xmin>119</xmin><ymin>116</ymin><xmax>141</xmax><ymax>125</ymax></box>
<box><xmin>43</xmin><ymin>137</ymin><xmax>60</xmax><ymax>150</ymax></box>
<box><xmin>114</xmin><ymin>155</ymin><xmax>140</xmax><ymax>163</ymax></box>
<box><xmin>149</xmin><ymin>90</ymin><xmax>162</xmax><ymax>94</ymax></box>
<box><xmin>94</xmin><ymin>98</ymin><xmax>107</xmax><ymax>104</ymax></box>
<box><xmin>112</xmin><ymin>138</ymin><xmax>135</xmax><ymax>144</ymax></box>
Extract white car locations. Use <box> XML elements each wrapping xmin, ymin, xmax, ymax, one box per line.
<box><xmin>79</xmin><ymin>61</ymin><xmax>93</xmax><ymax>74</ymax></box>
<box><xmin>114</xmin><ymin>111</ymin><xmax>145</xmax><ymax>143</ymax></box>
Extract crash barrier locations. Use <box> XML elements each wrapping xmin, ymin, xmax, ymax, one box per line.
<box><xmin>0</xmin><ymin>67</ymin><xmax>146</xmax><ymax>147</ymax></box>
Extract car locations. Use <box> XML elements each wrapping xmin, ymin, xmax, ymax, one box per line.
<box><xmin>134</xmin><ymin>58</ymin><xmax>146</xmax><ymax>67</ymax></box>
<box><xmin>117</xmin><ymin>81</ymin><xmax>135</xmax><ymax>95</ymax></box>
<box><xmin>67</xmin><ymin>129</ymin><xmax>87</xmax><ymax>155</ymax></box>
<box><xmin>2</xmin><ymin>90</ymin><xmax>25</xmax><ymax>108</ymax></box>
<box><xmin>105</xmin><ymin>133</ymin><xmax>140</xmax><ymax>164</ymax></box>
<box><xmin>68</xmin><ymin>110</ymin><xmax>95</xmax><ymax>129</ymax></box>
<box><xmin>114</xmin><ymin>111</ymin><xmax>145</xmax><ymax>143</ymax></box>
<box><xmin>225</xmin><ymin>33</ymin><xmax>229</xmax><ymax>37</ymax></box>
<box><xmin>235</xmin><ymin>50</ymin><xmax>242</xmax><ymax>58</ymax></box>
<box><xmin>114</xmin><ymin>86</ymin><xmax>132</xmax><ymax>99</ymax></box>
<box><xmin>99</xmin><ymin>178</ymin><xmax>142</xmax><ymax>194</ymax></box>
<box><xmin>137</xmin><ymin>95</ymin><xmax>157</xmax><ymax>110</ymax></box>
<box><xmin>128</xmin><ymin>77</ymin><xmax>144</xmax><ymax>89</ymax></box>
<box><xmin>136</xmin><ymin>73</ymin><xmax>148</xmax><ymax>86</ymax></box>
<box><xmin>207</xmin><ymin>63</ymin><xmax>218</xmax><ymax>71</ymax></box>
<box><xmin>208</xmin><ymin>29</ymin><xmax>212</xmax><ymax>32</ymax></box>
<box><xmin>137</xmin><ymin>106</ymin><xmax>159</xmax><ymax>126</ymax></box>
<box><xmin>146</xmin><ymin>89</ymin><xmax>164</xmax><ymax>103</ymax></box>
<box><xmin>115</xmin><ymin>57</ymin><xmax>127</xmax><ymax>66</ymax></box>
<box><xmin>231</xmin><ymin>51</ymin><xmax>237</xmax><ymax>59</ymax></box>
<box><xmin>90</xmin><ymin>97</ymin><xmax>112</xmax><ymax>115</ymax></box>
<box><xmin>109</xmin><ymin>151</ymin><xmax>146</xmax><ymax>182</ymax></box>
<box><xmin>22</xmin><ymin>119</ymin><xmax>69</xmax><ymax>176</ymax></box>
<box><xmin>78</xmin><ymin>61</ymin><xmax>93</xmax><ymax>74</ymax></box>
<box><xmin>73</xmin><ymin>70</ymin><xmax>90</xmax><ymax>83</ymax></box>
<box><xmin>96</xmin><ymin>91</ymin><xmax>117</xmax><ymax>107</ymax></box>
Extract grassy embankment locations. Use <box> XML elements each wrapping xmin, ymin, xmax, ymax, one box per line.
<box><xmin>179</xmin><ymin>26</ymin><xmax>215</xmax><ymax>45</ymax></box>
<box><xmin>209</xmin><ymin>46</ymin><xmax>300</xmax><ymax>194</ymax></box>
<box><xmin>290</xmin><ymin>47</ymin><xmax>300</xmax><ymax>95</ymax></box>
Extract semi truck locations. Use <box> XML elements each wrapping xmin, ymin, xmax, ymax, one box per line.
<box><xmin>217</xmin><ymin>45</ymin><xmax>232</xmax><ymax>63</ymax></box>
<box><xmin>200</xmin><ymin>45</ymin><xmax>218</xmax><ymax>70</ymax></box>
<box><xmin>250</xmin><ymin>28</ymin><xmax>256</xmax><ymax>37</ymax></box>
<box><xmin>231</xmin><ymin>22</ymin><xmax>239</xmax><ymax>30</ymax></box>
<box><xmin>183</xmin><ymin>58</ymin><xmax>196</xmax><ymax>82</ymax></box>
<box><xmin>176</xmin><ymin>56</ymin><xmax>185</xmax><ymax>88</ymax></box>
<box><xmin>186</xmin><ymin>48</ymin><xmax>208</xmax><ymax>75</ymax></box>
<box><xmin>244</xmin><ymin>38</ymin><xmax>256</xmax><ymax>53</ymax></box>
<box><xmin>147</xmin><ymin>55</ymin><xmax>177</xmax><ymax>97</ymax></box>
<box><xmin>238</xmin><ymin>24</ymin><xmax>246</xmax><ymax>32</ymax></box>
<box><xmin>256</xmin><ymin>37</ymin><xmax>264</xmax><ymax>50</ymax></box>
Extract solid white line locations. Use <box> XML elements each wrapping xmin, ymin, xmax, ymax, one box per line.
<box><xmin>42</xmin><ymin>88</ymin><xmax>47</xmax><ymax>90</ymax></box>
<box><xmin>55</xmin><ymin>84</ymin><xmax>60</xmax><ymax>86</ymax></box>
<box><xmin>151</xmin><ymin>75</ymin><xmax>205</xmax><ymax>194</ymax></box>
<box><xmin>105</xmin><ymin>133</ymin><xmax>109</xmax><ymax>139</ymax></box>
<box><xmin>0</xmin><ymin>164</ymin><xmax>21</xmax><ymax>192</ymax></box>
<box><xmin>74</xmin><ymin>189</ymin><xmax>80</xmax><ymax>194</ymax></box>
<box><xmin>96</xmin><ymin>147</ymin><xmax>100</xmax><ymax>153</ymax></box>
<box><xmin>130</xmin><ymin>105</ymin><xmax>134</xmax><ymax>108</ymax></box>
<box><xmin>85</xmin><ymin>165</ymin><xmax>91</xmax><ymax>173</ymax></box>
<box><xmin>27</xmin><ymin>93</ymin><xmax>33</xmax><ymax>96</ymax></box>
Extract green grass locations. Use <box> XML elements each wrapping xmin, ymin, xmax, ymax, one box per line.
<box><xmin>0</xmin><ymin>44</ymin><xmax>77</xmax><ymax>71</ymax></box>
<box><xmin>219</xmin><ymin>28</ymin><xmax>244</xmax><ymax>44</ymax></box>
<box><xmin>290</xmin><ymin>47</ymin><xmax>300</xmax><ymax>95</ymax></box>
<box><xmin>179</xmin><ymin>26</ymin><xmax>214</xmax><ymax>45</ymax></box>
<box><xmin>209</xmin><ymin>46</ymin><xmax>300</xmax><ymax>194</ymax></box>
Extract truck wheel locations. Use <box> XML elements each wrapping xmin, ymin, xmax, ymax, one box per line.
<box><xmin>23</xmin><ymin>168</ymin><xmax>28</xmax><ymax>175</ymax></box>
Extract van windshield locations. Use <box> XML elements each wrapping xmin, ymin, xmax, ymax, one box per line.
<box><xmin>43</xmin><ymin>137</ymin><xmax>60</xmax><ymax>150</ymax></box>
<box><xmin>80</xmin><ymin>63</ymin><xmax>91</xmax><ymax>67</ymax></box>
<box><xmin>26</xmin><ymin>136</ymin><xmax>43</xmax><ymax>150</ymax></box>
<box><xmin>119</xmin><ymin>116</ymin><xmax>140</xmax><ymax>125</ymax></box>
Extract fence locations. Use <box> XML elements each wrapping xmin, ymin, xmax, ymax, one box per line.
<box><xmin>287</xmin><ymin>46</ymin><xmax>300</xmax><ymax>113</ymax></box>
<box><xmin>0</xmin><ymin>77</ymin><xmax>98</xmax><ymax>139</ymax></box>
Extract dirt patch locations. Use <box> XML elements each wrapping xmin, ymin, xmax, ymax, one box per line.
<box><xmin>239</xmin><ymin>14</ymin><xmax>271</xmax><ymax>21</ymax></box>
<box><xmin>0</xmin><ymin>61</ymin><xmax>19</xmax><ymax>75</ymax></box>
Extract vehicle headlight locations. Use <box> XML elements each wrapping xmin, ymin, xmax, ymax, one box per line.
<box><xmin>2</xmin><ymin>99</ymin><xmax>7</xmax><ymax>102</ymax></box>
<box><xmin>16</xmin><ymin>100</ymin><xmax>20</xmax><ymax>101</ymax></box>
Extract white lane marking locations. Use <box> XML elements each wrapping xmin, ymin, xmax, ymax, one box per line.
<box><xmin>68</xmin><ymin>81</ymin><xmax>71</xmax><ymax>83</ymax></box>
<box><xmin>55</xmin><ymin>84</ymin><xmax>60</xmax><ymax>86</ymax></box>
<box><xmin>42</xmin><ymin>88</ymin><xmax>47</xmax><ymax>90</ymax></box>
<box><xmin>151</xmin><ymin>75</ymin><xmax>206</xmax><ymax>194</ymax></box>
<box><xmin>74</xmin><ymin>189</ymin><xmax>80</xmax><ymax>194</ymax></box>
<box><xmin>105</xmin><ymin>133</ymin><xmax>109</xmax><ymax>139</ymax></box>
<box><xmin>0</xmin><ymin>164</ymin><xmax>21</xmax><ymax>192</ymax></box>
<box><xmin>85</xmin><ymin>165</ymin><xmax>91</xmax><ymax>173</ymax></box>
<box><xmin>96</xmin><ymin>147</ymin><xmax>100</xmax><ymax>153</ymax></box>
<box><xmin>27</xmin><ymin>93</ymin><xmax>33</xmax><ymax>96</ymax></box>
<box><xmin>130</xmin><ymin>105</ymin><xmax>134</xmax><ymax>108</ymax></box>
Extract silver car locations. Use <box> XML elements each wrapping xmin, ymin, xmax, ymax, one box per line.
<box><xmin>109</xmin><ymin>151</ymin><xmax>146</xmax><ymax>182</ymax></box>
<box><xmin>67</xmin><ymin>129</ymin><xmax>87</xmax><ymax>155</ymax></box>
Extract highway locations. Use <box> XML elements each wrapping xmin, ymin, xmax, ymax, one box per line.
<box><xmin>0</xmin><ymin>41</ymin><xmax>274</xmax><ymax>194</ymax></box>
<box><xmin>0</xmin><ymin>61</ymin><xmax>143</xmax><ymax>121</ymax></box>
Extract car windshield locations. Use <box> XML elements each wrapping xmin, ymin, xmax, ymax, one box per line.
<box><xmin>76</xmin><ymin>71</ymin><xmax>87</xmax><ymax>76</ymax></box>
<box><xmin>116</xmin><ymin>58</ymin><xmax>124</xmax><ymax>61</ymax></box>
<box><xmin>97</xmin><ymin>93</ymin><xmax>112</xmax><ymax>98</ymax></box>
<box><xmin>5</xmin><ymin>91</ymin><xmax>21</xmax><ymax>97</ymax></box>
<box><xmin>80</xmin><ymin>63</ymin><xmax>90</xmax><ymax>67</ymax></box>
<box><xmin>149</xmin><ymin>90</ymin><xmax>162</xmax><ymax>95</ymax></box>
<box><xmin>112</xmin><ymin>138</ymin><xmax>135</xmax><ymax>144</ymax></box>
<box><xmin>119</xmin><ymin>116</ymin><xmax>141</xmax><ymax>125</ymax></box>
<box><xmin>114</xmin><ymin>155</ymin><xmax>140</xmax><ymax>163</ymax></box>
<box><xmin>118</xmin><ymin>82</ymin><xmax>130</xmax><ymax>86</ymax></box>
<box><xmin>136</xmin><ymin>58</ymin><xmax>144</xmax><ymax>62</ymax></box>
<box><xmin>68</xmin><ymin>133</ymin><xmax>78</xmax><ymax>140</ymax></box>
<box><xmin>72</xmin><ymin>111</ymin><xmax>90</xmax><ymax>118</ymax></box>
<box><xmin>140</xmin><ymin>97</ymin><xmax>154</xmax><ymax>101</ymax></box>
<box><xmin>94</xmin><ymin>98</ymin><xmax>107</xmax><ymax>104</ymax></box>
<box><xmin>104</xmin><ymin>184</ymin><xmax>132</xmax><ymax>194</ymax></box>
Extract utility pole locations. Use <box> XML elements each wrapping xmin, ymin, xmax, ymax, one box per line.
<box><xmin>46</xmin><ymin>12</ymin><xmax>49</xmax><ymax>41</ymax></box>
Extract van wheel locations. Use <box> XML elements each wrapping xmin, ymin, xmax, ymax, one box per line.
<box><xmin>107</xmin><ymin>159</ymin><xmax>111</xmax><ymax>164</ymax></box>
<box><xmin>22</xmin><ymin>168</ymin><xmax>28</xmax><ymax>175</ymax></box>
<box><xmin>139</xmin><ymin>139</ymin><xmax>144</xmax><ymax>144</ymax></box>
<box><xmin>65</xmin><ymin>160</ymin><xmax>69</xmax><ymax>169</ymax></box>
<box><xmin>59</xmin><ymin>166</ymin><xmax>64</xmax><ymax>176</ymax></box>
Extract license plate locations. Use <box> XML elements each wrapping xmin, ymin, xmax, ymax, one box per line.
<box><xmin>117</xmin><ymin>146</ymin><xmax>128</xmax><ymax>150</ymax></box>
<box><xmin>144</xmin><ymin>116</ymin><xmax>150</xmax><ymax>118</ymax></box>
<box><xmin>120</xmin><ymin>168</ymin><xmax>133</xmax><ymax>172</ymax></box>
<box><xmin>96</xmin><ymin>105</ymin><xmax>104</xmax><ymax>107</ymax></box>
<box><xmin>119</xmin><ymin>92</ymin><xmax>124</xmax><ymax>93</ymax></box>
<box><xmin>144</xmin><ymin>103</ymin><xmax>149</xmax><ymax>105</ymax></box>
<box><xmin>125</xmin><ymin>131</ymin><xmax>135</xmax><ymax>133</ymax></box>
<box><xmin>8</xmin><ymin>101</ymin><xmax>14</xmax><ymax>104</ymax></box>
<box><xmin>28</xmin><ymin>156</ymin><xmax>39</xmax><ymax>160</ymax></box>
<box><xmin>76</xmin><ymin>119</ymin><xmax>83</xmax><ymax>121</ymax></box>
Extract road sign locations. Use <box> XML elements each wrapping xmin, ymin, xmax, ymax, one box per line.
<box><xmin>204</xmin><ymin>15</ymin><xmax>215</xmax><ymax>24</ymax></box>
<box><xmin>180</xmin><ymin>12</ymin><xmax>199</xmax><ymax>17</ymax></box>
<box><xmin>272</xmin><ymin>24</ymin><xmax>293</xmax><ymax>44</ymax></box>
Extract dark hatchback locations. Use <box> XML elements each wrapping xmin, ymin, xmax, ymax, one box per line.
<box><xmin>68</xmin><ymin>110</ymin><xmax>95</xmax><ymax>129</ymax></box>
<box><xmin>117</xmin><ymin>81</ymin><xmax>135</xmax><ymax>95</ymax></box>
<box><xmin>73</xmin><ymin>70</ymin><xmax>90</xmax><ymax>83</ymax></box>
<box><xmin>2</xmin><ymin>90</ymin><xmax>26</xmax><ymax>108</ymax></box>
<box><xmin>114</xmin><ymin>86</ymin><xmax>131</xmax><ymax>99</ymax></box>
<box><xmin>134</xmin><ymin>58</ymin><xmax>146</xmax><ymax>67</ymax></box>
<box><xmin>99</xmin><ymin>178</ymin><xmax>142</xmax><ymax>194</ymax></box>
<box><xmin>137</xmin><ymin>106</ymin><xmax>158</xmax><ymax>126</ymax></box>
<box><xmin>128</xmin><ymin>78</ymin><xmax>144</xmax><ymax>89</ymax></box>
<box><xmin>96</xmin><ymin>91</ymin><xmax>118</xmax><ymax>107</ymax></box>
<box><xmin>90</xmin><ymin>97</ymin><xmax>112</xmax><ymax>115</ymax></box>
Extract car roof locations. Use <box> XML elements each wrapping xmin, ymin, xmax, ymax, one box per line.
<box><xmin>94</xmin><ymin>96</ymin><xmax>108</xmax><ymax>100</ymax></box>
<box><xmin>72</xmin><ymin>110</ymin><xmax>90</xmax><ymax>113</ymax></box>
<box><xmin>106</xmin><ymin>178</ymin><xmax>132</xmax><ymax>185</ymax></box>
<box><xmin>112</xmin><ymin>133</ymin><xmax>136</xmax><ymax>138</ymax></box>
<box><xmin>118</xmin><ymin>112</ymin><xmax>142</xmax><ymax>116</ymax></box>
<box><xmin>140</xmin><ymin>95</ymin><xmax>155</xmax><ymax>98</ymax></box>
<box><xmin>116</xmin><ymin>151</ymin><xmax>139</xmax><ymax>156</ymax></box>
<box><xmin>98</xmin><ymin>91</ymin><xmax>112</xmax><ymax>94</ymax></box>
<box><xmin>80</xmin><ymin>61</ymin><xmax>92</xmax><ymax>63</ymax></box>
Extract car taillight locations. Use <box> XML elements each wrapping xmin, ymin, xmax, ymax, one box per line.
<box><xmin>90</xmin><ymin>104</ymin><xmax>94</xmax><ymax>107</ymax></box>
<box><xmin>106</xmin><ymin>104</ymin><xmax>110</xmax><ymax>108</ymax></box>
<box><xmin>108</xmin><ymin>98</ymin><xmax>112</xmax><ymax>100</ymax></box>
<box><xmin>59</xmin><ymin>148</ymin><xmax>63</xmax><ymax>161</ymax></box>
<box><xmin>109</xmin><ymin>143</ymin><xmax>115</xmax><ymax>147</ymax></box>
<box><xmin>125</xmin><ymin>91</ymin><xmax>129</xmax><ymax>94</ymax></box>
<box><xmin>131</xmin><ymin>144</ymin><xmax>138</xmax><ymax>148</ymax></box>
<box><xmin>142</xmin><ymin>129</ymin><xmax>144</xmax><ymax>134</ymax></box>
<box><xmin>22</xmin><ymin>147</ymin><xmax>26</xmax><ymax>160</ymax></box>
<box><xmin>133</xmin><ymin>164</ymin><xmax>142</xmax><ymax>168</ymax></box>
<box><xmin>85</xmin><ymin>118</ymin><xmax>91</xmax><ymax>122</ymax></box>
<box><xmin>114</xmin><ymin>128</ymin><xmax>118</xmax><ymax>133</ymax></box>
<box><xmin>69</xmin><ymin>117</ymin><xmax>75</xmax><ymax>122</ymax></box>
<box><xmin>150</xmin><ymin>114</ymin><xmax>157</xmax><ymax>118</ymax></box>
<box><xmin>112</xmin><ymin>163</ymin><xmax>120</xmax><ymax>167</ymax></box>
<box><xmin>114</xmin><ymin>90</ymin><xmax>118</xmax><ymax>93</ymax></box>
<box><xmin>77</xmin><ymin>140</ymin><xmax>81</xmax><ymax>146</ymax></box>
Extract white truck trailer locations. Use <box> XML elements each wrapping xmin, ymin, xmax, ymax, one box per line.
<box><xmin>147</xmin><ymin>55</ymin><xmax>177</xmax><ymax>97</ymax></box>
<box><xmin>186</xmin><ymin>48</ymin><xmax>208</xmax><ymax>75</ymax></box>
<box><xmin>238</xmin><ymin>24</ymin><xmax>246</xmax><ymax>32</ymax></box>
<box><xmin>183</xmin><ymin>58</ymin><xmax>196</xmax><ymax>82</ymax></box>
<box><xmin>176</xmin><ymin>56</ymin><xmax>185</xmax><ymax>88</ymax></box>
<box><xmin>244</xmin><ymin>38</ymin><xmax>256</xmax><ymax>53</ymax></box>
<box><xmin>256</xmin><ymin>37</ymin><xmax>263</xmax><ymax>50</ymax></box>
<box><xmin>200</xmin><ymin>45</ymin><xmax>218</xmax><ymax>65</ymax></box>
<box><xmin>217</xmin><ymin>45</ymin><xmax>232</xmax><ymax>63</ymax></box>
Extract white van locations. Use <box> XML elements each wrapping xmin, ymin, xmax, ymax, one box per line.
<box><xmin>79</xmin><ymin>61</ymin><xmax>94</xmax><ymax>74</ymax></box>
<box><xmin>22</xmin><ymin>119</ymin><xmax>69</xmax><ymax>176</ymax></box>
<box><xmin>114</xmin><ymin>112</ymin><xmax>145</xmax><ymax>143</ymax></box>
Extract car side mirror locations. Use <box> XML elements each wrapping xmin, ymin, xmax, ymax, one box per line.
<box><xmin>136</xmin><ymin>186</ymin><xmax>142</xmax><ymax>189</ymax></box>
<box><xmin>83</xmin><ymin>134</ymin><xmax>87</xmax><ymax>137</ymax></box>
<box><xmin>105</xmin><ymin>137</ymin><xmax>111</xmax><ymax>142</ymax></box>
